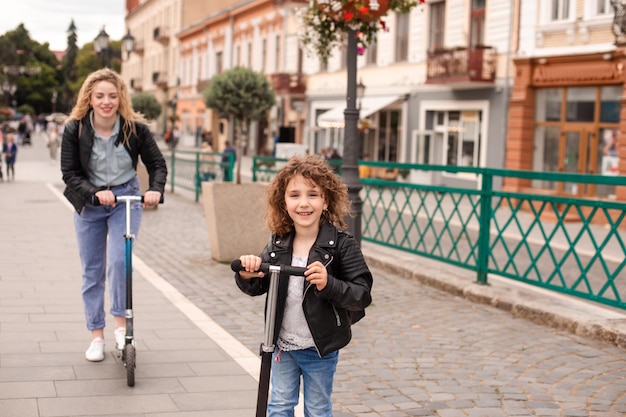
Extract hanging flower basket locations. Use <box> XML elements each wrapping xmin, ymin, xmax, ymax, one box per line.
<box><xmin>298</xmin><ymin>0</ymin><xmax>424</xmax><ymax>63</ymax></box>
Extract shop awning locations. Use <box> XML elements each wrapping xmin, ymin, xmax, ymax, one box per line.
<box><xmin>317</xmin><ymin>95</ymin><xmax>402</xmax><ymax>128</ymax></box>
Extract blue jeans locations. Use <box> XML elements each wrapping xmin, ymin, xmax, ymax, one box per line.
<box><xmin>268</xmin><ymin>347</ymin><xmax>338</xmax><ymax>417</ymax></box>
<box><xmin>74</xmin><ymin>177</ymin><xmax>142</xmax><ymax>331</ymax></box>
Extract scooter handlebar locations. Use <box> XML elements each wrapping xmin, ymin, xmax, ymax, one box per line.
<box><xmin>92</xmin><ymin>193</ymin><xmax>165</xmax><ymax>206</ymax></box>
<box><xmin>230</xmin><ymin>260</ymin><xmax>307</xmax><ymax>277</ymax></box>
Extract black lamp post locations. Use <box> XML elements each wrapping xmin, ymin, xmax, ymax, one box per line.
<box><xmin>122</xmin><ymin>29</ymin><xmax>136</xmax><ymax>59</ymax></box>
<box><xmin>51</xmin><ymin>89</ymin><xmax>57</xmax><ymax>113</ymax></box>
<box><xmin>343</xmin><ymin>28</ymin><xmax>364</xmax><ymax>244</ymax></box>
<box><xmin>2</xmin><ymin>81</ymin><xmax>16</xmax><ymax>105</ymax></box>
<box><xmin>94</xmin><ymin>26</ymin><xmax>112</xmax><ymax>67</ymax></box>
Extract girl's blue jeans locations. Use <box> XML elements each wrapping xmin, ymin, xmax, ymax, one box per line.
<box><xmin>268</xmin><ymin>347</ymin><xmax>338</xmax><ymax>417</ymax></box>
<box><xmin>74</xmin><ymin>177</ymin><xmax>142</xmax><ymax>331</ymax></box>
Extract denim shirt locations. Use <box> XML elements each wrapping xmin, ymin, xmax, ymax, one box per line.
<box><xmin>87</xmin><ymin>113</ymin><xmax>134</xmax><ymax>187</ymax></box>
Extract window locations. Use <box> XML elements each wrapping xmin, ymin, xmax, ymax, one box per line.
<box><xmin>215</xmin><ymin>51</ymin><xmax>223</xmax><ymax>74</ymax></box>
<box><xmin>550</xmin><ymin>0</ymin><xmax>570</xmax><ymax>21</ymax></box>
<box><xmin>365</xmin><ymin>41</ymin><xmax>377</xmax><ymax>66</ymax></box>
<box><xmin>235</xmin><ymin>45</ymin><xmax>241</xmax><ymax>67</ymax></box>
<box><xmin>261</xmin><ymin>38</ymin><xmax>267</xmax><ymax>73</ymax></box>
<box><xmin>247</xmin><ymin>42</ymin><xmax>252</xmax><ymax>68</ymax></box>
<box><xmin>429</xmin><ymin>1</ymin><xmax>445</xmax><ymax>51</ymax></box>
<box><xmin>470</xmin><ymin>0</ymin><xmax>485</xmax><ymax>47</ymax></box>
<box><xmin>596</xmin><ymin>0</ymin><xmax>611</xmax><ymax>15</ymax></box>
<box><xmin>275</xmin><ymin>34</ymin><xmax>281</xmax><ymax>72</ymax></box>
<box><xmin>395</xmin><ymin>13</ymin><xmax>409</xmax><ymax>62</ymax></box>
<box><xmin>438</xmin><ymin>110</ymin><xmax>482</xmax><ymax>168</ymax></box>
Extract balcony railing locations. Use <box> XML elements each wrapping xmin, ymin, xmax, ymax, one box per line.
<box><xmin>270</xmin><ymin>73</ymin><xmax>306</xmax><ymax>94</ymax></box>
<box><xmin>153</xmin><ymin>26</ymin><xmax>170</xmax><ymax>44</ymax></box>
<box><xmin>152</xmin><ymin>71</ymin><xmax>168</xmax><ymax>88</ymax></box>
<box><xmin>426</xmin><ymin>46</ymin><xmax>496</xmax><ymax>84</ymax></box>
<box><xmin>130</xmin><ymin>78</ymin><xmax>143</xmax><ymax>91</ymax></box>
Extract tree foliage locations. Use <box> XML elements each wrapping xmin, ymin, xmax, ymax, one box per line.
<box><xmin>131</xmin><ymin>92</ymin><xmax>162</xmax><ymax>120</ymax></box>
<box><xmin>0</xmin><ymin>22</ymin><xmax>123</xmax><ymax>115</ymax></box>
<box><xmin>203</xmin><ymin>67</ymin><xmax>276</xmax><ymax>183</ymax></box>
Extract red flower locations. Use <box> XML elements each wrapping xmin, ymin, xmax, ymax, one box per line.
<box><xmin>359</xmin><ymin>6</ymin><xmax>369</xmax><ymax>15</ymax></box>
<box><xmin>344</xmin><ymin>11</ymin><xmax>354</xmax><ymax>20</ymax></box>
<box><xmin>380</xmin><ymin>20</ymin><xmax>386</xmax><ymax>30</ymax></box>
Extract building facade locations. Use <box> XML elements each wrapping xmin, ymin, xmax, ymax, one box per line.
<box><xmin>306</xmin><ymin>0</ymin><xmax>515</xmax><ymax>189</ymax></box>
<box><xmin>505</xmin><ymin>0</ymin><xmax>623</xmax><ymax>201</ymax></box>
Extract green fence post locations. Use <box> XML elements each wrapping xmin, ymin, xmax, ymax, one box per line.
<box><xmin>195</xmin><ymin>152</ymin><xmax>201</xmax><ymax>202</ymax></box>
<box><xmin>170</xmin><ymin>150</ymin><xmax>175</xmax><ymax>193</ymax></box>
<box><xmin>476</xmin><ymin>171</ymin><xmax>493</xmax><ymax>285</ymax></box>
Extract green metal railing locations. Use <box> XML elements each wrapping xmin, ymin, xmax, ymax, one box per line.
<box><xmin>359</xmin><ymin>161</ymin><xmax>626</xmax><ymax>310</ymax></box>
<box><xmin>163</xmin><ymin>149</ymin><xmax>233</xmax><ymax>202</ymax></box>
<box><xmin>164</xmin><ymin>151</ymin><xmax>626</xmax><ymax>310</ymax></box>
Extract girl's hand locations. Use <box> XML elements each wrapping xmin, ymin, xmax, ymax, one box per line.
<box><xmin>238</xmin><ymin>255</ymin><xmax>264</xmax><ymax>279</ymax></box>
<box><xmin>305</xmin><ymin>261</ymin><xmax>328</xmax><ymax>291</ymax></box>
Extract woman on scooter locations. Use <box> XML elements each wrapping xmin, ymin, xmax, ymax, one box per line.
<box><xmin>61</xmin><ymin>68</ymin><xmax>167</xmax><ymax>362</ymax></box>
<box><xmin>235</xmin><ymin>154</ymin><xmax>373</xmax><ymax>417</ymax></box>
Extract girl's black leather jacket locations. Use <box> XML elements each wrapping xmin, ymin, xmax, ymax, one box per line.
<box><xmin>235</xmin><ymin>221</ymin><xmax>373</xmax><ymax>357</ymax></box>
<box><xmin>61</xmin><ymin>115</ymin><xmax>167</xmax><ymax>213</ymax></box>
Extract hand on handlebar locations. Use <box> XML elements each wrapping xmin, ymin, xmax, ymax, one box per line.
<box><xmin>304</xmin><ymin>260</ymin><xmax>328</xmax><ymax>291</ymax></box>
<box><xmin>143</xmin><ymin>191</ymin><xmax>162</xmax><ymax>207</ymax></box>
<box><xmin>94</xmin><ymin>189</ymin><xmax>116</xmax><ymax>206</ymax></box>
<box><xmin>238</xmin><ymin>255</ymin><xmax>265</xmax><ymax>279</ymax></box>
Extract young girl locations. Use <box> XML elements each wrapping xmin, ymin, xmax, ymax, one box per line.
<box><xmin>235</xmin><ymin>154</ymin><xmax>373</xmax><ymax>417</ymax></box>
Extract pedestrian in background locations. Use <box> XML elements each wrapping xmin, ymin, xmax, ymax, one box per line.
<box><xmin>61</xmin><ymin>68</ymin><xmax>167</xmax><ymax>362</ymax></box>
<box><xmin>235</xmin><ymin>154</ymin><xmax>373</xmax><ymax>417</ymax></box>
<box><xmin>45</xmin><ymin>120</ymin><xmax>61</xmax><ymax>164</ymax></box>
<box><xmin>3</xmin><ymin>133</ymin><xmax>17</xmax><ymax>181</ymax></box>
<box><xmin>222</xmin><ymin>141</ymin><xmax>236</xmax><ymax>181</ymax></box>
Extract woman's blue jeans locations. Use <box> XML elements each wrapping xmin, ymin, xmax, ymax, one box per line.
<box><xmin>74</xmin><ymin>177</ymin><xmax>142</xmax><ymax>331</ymax></box>
<box><xmin>268</xmin><ymin>347</ymin><xmax>338</xmax><ymax>417</ymax></box>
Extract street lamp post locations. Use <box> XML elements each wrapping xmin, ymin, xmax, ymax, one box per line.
<box><xmin>122</xmin><ymin>29</ymin><xmax>136</xmax><ymax>59</ymax></box>
<box><xmin>93</xmin><ymin>26</ymin><xmax>112</xmax><ymax>67</ymax></box>
<box><xmin>2</xmin><ymin>81</ymin><xmax>17</xmax><ymax>107</ymax></box>
<box><xmin>343</xmin><ymin>28</ymin><xmax>364</xmax><ymax>244</ymax></box>
<box><xmin>51</xmin><ymin>89</ymin><xmax>57</xmax><ymax>113</ymax></box>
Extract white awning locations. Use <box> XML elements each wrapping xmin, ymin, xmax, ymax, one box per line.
<box><xmin>316</xmin><ymin>95</ymin><xmax>402</xmax><ymax>128</ymax></box>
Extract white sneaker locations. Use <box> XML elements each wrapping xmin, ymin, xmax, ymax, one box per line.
<box><xmin>85</xmin><ymin>338</ymin><xmax>105</xmax><ymax>362</ymax></box>
<box><xmin>114</xmin><ymin>327</ymin><xmax>126</xmax><ymax>350</ymax></box>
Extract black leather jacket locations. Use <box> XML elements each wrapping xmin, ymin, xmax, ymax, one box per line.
<box><xmin>61</xmin><ymin>115</ymin><xmax>167</xmax><ymax>212</ymax></box>
<box><xmin>235</xmin><ymin>222</ymin><xmax>373</xmax><ymax>357</ymax></box>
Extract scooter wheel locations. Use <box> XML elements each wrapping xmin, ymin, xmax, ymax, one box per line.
<box><xmin>124</xmin><ymin>344</ymin><xmax>136</xmax><ymax>387</ymax></box>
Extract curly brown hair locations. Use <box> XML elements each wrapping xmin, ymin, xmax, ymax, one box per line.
<box><xmin>67</xmin><ymin>68</ymin><xmax>146</xmax><ymax>145</ymax></box>
<box><xmin>265</xmin><ymin>154</ymin><xmax>352</xmax><ymax>236</ymax></box>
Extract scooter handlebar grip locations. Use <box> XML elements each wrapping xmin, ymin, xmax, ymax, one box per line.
<box><xmin>230</xmin><ymin>260</ymin><xmax>306</xmax><ymax>277</ymax></box>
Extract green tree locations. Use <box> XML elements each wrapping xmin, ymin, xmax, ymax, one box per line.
<box><xmin>61</xmin><ymin>20</ymin><xmax>79</xmax><ymax>111</ymax></box>
<box><xmin>131</xmin><ymin>92</ymin><xmax>162</xmax><ymax>120</ymax></box>
<box><xmin>203</xmin><ymin>67</ymin><xmax>275</xmax><ymax>184</ymax></box>
<box><xmin>0</xmin><ymin>24</ymin><xmax>60</xmax><ymax>114</ymax></box>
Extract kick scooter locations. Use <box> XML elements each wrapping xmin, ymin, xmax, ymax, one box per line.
<box><xmin>96</xmin><ymin>194</ymin><xmax>162</xmax><ymax>386</ymax></box>
<box><xmin>231</xmin><ymin>260</ymin><xmax>307</xmax><ymax>417</ymax></box>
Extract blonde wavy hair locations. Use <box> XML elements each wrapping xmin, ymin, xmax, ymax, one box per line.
<box><xmin>265</xmin><ymin>154</ymin><xmax>352</xmax><ymax>236</ymax></box>
<box><xmin>67</xmin><ymin>68</ymin><xmax>146</xmax><ymax>144</ymax></box>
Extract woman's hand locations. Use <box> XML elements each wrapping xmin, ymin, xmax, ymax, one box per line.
<box><xmin>143</xmin><ymin>191</ymin><xmax>161</xmax><ymax>207</ymax></box>
<box><xmin>238</xmin><ymin>255</ymin><xmax>264</xmax><ymax>279</ymax></box>
<box><xmin>95</xmin><ymin>190</ymin><xmax>116</xmax><ymax>206</ymax></box>
<box><xmin>305</xmin><ymin>261</ymin><xmax>328</xmax><ymax>291</ymax></box>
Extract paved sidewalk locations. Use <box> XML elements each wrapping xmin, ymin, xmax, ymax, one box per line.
<box><xmin>2</xmin><ymin>133</ymin><xmax>626</xmax><ymax>416</ymax></box>
<box><xmin>1</xmin><ymin>135</ymin><xmax>261</xmax><ymax>417</ymax></box>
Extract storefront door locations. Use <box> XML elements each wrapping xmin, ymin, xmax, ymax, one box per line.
<box><xmin>559</xmin><ymin>127</ymin><xmax>594</xmax><ymax>196</ymax></box>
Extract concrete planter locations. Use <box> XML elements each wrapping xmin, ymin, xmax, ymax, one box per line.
<box><xmin>201</xmin><ymin>182</ymin><xmax>270</xmax><ymax>263</ymax></box>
